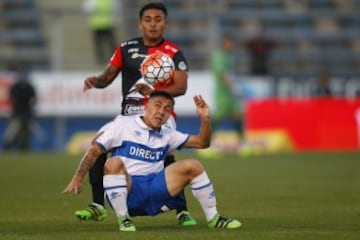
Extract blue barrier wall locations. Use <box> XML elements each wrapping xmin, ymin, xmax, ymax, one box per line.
<box><xmin>0</xmin><ymin>116</ymin><xmax>200</xmax><ymax>152</ymax></box>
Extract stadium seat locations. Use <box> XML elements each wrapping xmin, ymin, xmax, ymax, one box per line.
<box><xmin>0</xmin><ymin>0</ymin><xmax>49</xmax><ymax>70</ymax></box>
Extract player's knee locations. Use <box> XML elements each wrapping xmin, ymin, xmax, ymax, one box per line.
<box><xmin>181</xmin><ymin>159</ymin><xmax>204</xmax><ymax>176</ymax></box>
<box><xmin>104</xmin><ymin>157</ymin><xmax>126</xmax><ymax>174</ymax></box>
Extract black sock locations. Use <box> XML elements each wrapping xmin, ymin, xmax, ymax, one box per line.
<box><xmin>165</xmin><ymin>155</ymin><xmax>189</xmax><ymax>214</ymax></box>
<box><xmin>91</xmin><ymin>183</ymin><xmax>105</xmax><ymax>206</ymax></box>
<box><xmin>176</xmin><ymin>191</ymin><xmax>188</xmax><ymax>214</ymax></box>
<box><xmin>89</xmin><ymin>153</ymin><xmax>107</xmax><ymax>206</ymax></box>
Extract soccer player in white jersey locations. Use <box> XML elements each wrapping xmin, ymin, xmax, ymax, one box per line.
<box><xmin>63</xmin><ymin>91</ymin><xmax>241</xmax><ymax>231</ymax></box>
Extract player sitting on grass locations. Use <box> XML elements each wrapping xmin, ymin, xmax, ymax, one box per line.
<box><xmin>63</xmin><ymin>90</ymin><xmax>241</xmax><ymax>231</ymax></box>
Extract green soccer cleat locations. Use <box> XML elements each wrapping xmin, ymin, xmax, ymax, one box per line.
<box><xmin>208</xmin><ymin>214</ymin><xmax>241</xmax><ymax>229</ymax></box>
<box><xmin>177</xmin><ymin>211</ymin><xmax>197</xmax><ymax>226</ymax></box>
<box><xmin>75</xmin><ymin>203</ymin><xmax>107</xmax><ymax>221</ymax></box>
<box><xmin>118</xmin><ymin>215</ymin><xmax>136</xmax><ymax>232</ymax></box>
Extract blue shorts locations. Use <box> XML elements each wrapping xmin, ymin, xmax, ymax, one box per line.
<box><xmin>126</xmin><ymin>170</ymin><xmax>186</xmax><ymax>216</ymax></box>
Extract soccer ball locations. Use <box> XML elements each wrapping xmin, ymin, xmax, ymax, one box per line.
<box><xmin>140</xmin><ymin>52</ymin><xmax>175</xmax><ymax>85</ymax></box>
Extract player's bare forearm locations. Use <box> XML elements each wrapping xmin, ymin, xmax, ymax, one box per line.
<box><xmin>162</xmin><ymin>84</ymin><xmax>187</xmax><ymax>97</ymax></box>
<box><xmin>84</xmin><ymin>65</ymin><xmax>119</xmax><ymax>91</ymax></box>
<box><xmin>198</xmin><ymin>118</ymin><xmax>212</xmax><ymax>147</ymax></box>
<box><xmin>185</xmin><ymin>119</ymin><xmax>211</xmax><ymax>149</ymax></box>
<box><xmin>162</xmin><ymin>70</ymin><xmax>187</xmax><ymax>97</ymax></box>
<box><xmin>74</xmin><ymin>145</ymin><xmax>103</xmax><ymax>178</ymax></box>
<box><xmin>62</xmin><ymin>144</ymin><xmax>104</xmax><ymax>194</ymax></box>
<box><xmin>95</xmin><ymin>65</ymin><xmax>119</xmax><ymax>88</ymax></box>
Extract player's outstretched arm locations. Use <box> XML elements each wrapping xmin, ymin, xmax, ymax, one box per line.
<box><xmin>62</xmin><ymin>143</ymin><xmax>104</xmax><ymax>194</ymax></box>
<box><xmin>184</xmin><ymin>95</ymin><xmax>212</xmax><ymax>149</ymax></box>
<box><xmin>83</xmin><ymin>64</ymin><xmax>120</xmax><ymax>92</ymax></box>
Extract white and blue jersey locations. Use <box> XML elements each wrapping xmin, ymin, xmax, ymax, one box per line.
<box><xmin>97</xmin><ymin>114</ymin><xmax>190</xmax><ymax>216</ymax></box>
<box><xmin>96</xmin><ymin>114</ymin><xmax>189</xmax><ymax>176</ymax></box>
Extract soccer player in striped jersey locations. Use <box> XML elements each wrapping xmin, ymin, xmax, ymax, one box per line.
<box><xmin>63</xmin><ymin>91</ymin><xmax>241</xmax><ymax>231</ymax></box>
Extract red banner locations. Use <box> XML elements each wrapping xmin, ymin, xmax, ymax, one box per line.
<box><xmin>0</xmin><ymin>75</ymin><xmax>13</xmax><ymax>114</ymax></box>
<box><xmin>245</xmin><ymin>98</ymin><xmax>360</xmax><ymax>151</ymax></box>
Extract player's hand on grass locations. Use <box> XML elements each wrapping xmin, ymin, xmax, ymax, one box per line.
<box><xmin>62</xmin><ymin>177</ymin><xmax>83</xmax><ymax>194</ymax></box>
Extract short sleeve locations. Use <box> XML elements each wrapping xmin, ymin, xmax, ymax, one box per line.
<box><xmin>167</xmin><ymin>130</ymin><xmax>190</xmax><ymax>151</ymax></box>
<box><xmin>96</xmin><ymin>120</ymin><xmax>125</xmax><ymax>152</ymax></box>
<box><xmin>109</xmin><ymin>45</ymin><xmax>123</xmax><ymax>68</ymax></box>
<box><xmin>173</xmin><ymin>50</ymin><xmax>188</xmax><ymax>71</ymax></box>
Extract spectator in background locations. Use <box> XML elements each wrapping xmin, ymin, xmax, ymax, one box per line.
<box><xmin>243</xmin><ymin>31</ymin><xmax>277</xmax><ymax>76</ymax></box>
<box><xmin>313</xmin><ymin>72</ymin><xmax>332</xmax><ymax>97</ymax></box>
<box><xmin>83</xmin><ymin>0</ymin><xmax>119</xmax><ymax>65</ymax></box>
<box><xmin>3</xmin><ymin>68</ymin><xmax>37</xmax><ymax>151</ymax></box>
<box><xmin>207</xmin><ymin>34</ymin><xmax>242</xmax><ymax>154</ymax></box>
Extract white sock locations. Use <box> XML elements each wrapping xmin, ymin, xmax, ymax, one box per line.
<box><xmin>190</xmin><ymin>171</ymin><xmax>218</xmax><ymax>222</ymax></box>
<box><xmin>103</xmin><ymin>174</ymin><xmax>128</xmax><ymax>217</ymax></box>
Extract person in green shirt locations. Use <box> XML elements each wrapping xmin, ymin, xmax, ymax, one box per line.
<box><xmin>210</xmin><ymin>34</ymin><xmax>241</xmax><ymax>134</ymax></box>
<box><xmin>83</xmin><ymin>0</ymin><xmax>118</xmax><ymax>64</ymax></box>
<box><xmin>205</xmin><ymin>34</ymin><xmax>243</xmax><ymax>154</ymax></box>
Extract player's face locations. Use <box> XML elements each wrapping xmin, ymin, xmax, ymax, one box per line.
<box><xmin>143</xmin><ymin>96</ymin><xmax>173</xmax><ymax>129</ymax></box>
<box><xmin>139</xmin><ymin>9</ymin><xmax>167</xmax><ymax>45</ymax></box>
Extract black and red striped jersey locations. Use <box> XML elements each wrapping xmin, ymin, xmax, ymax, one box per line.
<box><xmin>109</xmin><ymin>37</ymin><xmax>188</xmax><ymax>116</ymax></box>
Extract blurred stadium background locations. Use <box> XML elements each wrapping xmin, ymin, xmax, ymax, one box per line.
<box><xmin>0</xmin><ymin>0</ymin><xmax>360</xmax><ymax>152</ymax></box>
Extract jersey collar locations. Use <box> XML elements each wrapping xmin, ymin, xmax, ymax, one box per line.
<box><xmin>135</xmin><ymin>115</ymin><xmax>164</xmax><ymax>137</ymax></box>
<box><xmin>141</xmin><ymin>38</ymin><xmax>165</xmax><ymax>48</ymax></box>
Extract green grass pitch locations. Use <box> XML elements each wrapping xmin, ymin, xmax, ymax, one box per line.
<box><xmin>1</xmin><ymin>151</ymin><xmax>360</xmax><ymax>240</ymax></box>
